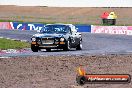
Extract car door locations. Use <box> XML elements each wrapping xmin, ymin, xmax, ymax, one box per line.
<box><xmin>72</xmin><ymin>30</ymin><xmax>81</xmax><ymax>46</ymax></box>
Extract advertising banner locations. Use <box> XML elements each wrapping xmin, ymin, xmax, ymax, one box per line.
<box><xmin>0</xmin><ymin>22</ymin><xmax>12</xmax><ymax>29</ymax></box>
<box><xmin>127</xmin><ymin>26</ymin><xmax>132</xmax><ymax>35</ymax></box>
<box><xmin>0</xmin><ymin>22</ymin><xmax>91</xmax><ymax>32</ymax></box>
<box><xmin>11</xmin><ymin>22</ymin><xmax>45</xmax><ymax>30</ymax></box>
<box><xmin>0</xmin><ymin>22</ymin><xmax>45</xmax><ymax>30</ymax></box>
<box><xmin>127</xmin><ymin>26</ymin><xmax>132</xmax><ymax>30</ymax></box>
<box><xmin>92</xmin><ymin>26</ymin><xmax>127</xmax><ymax>34</ymax></box>
<box><xmin>75</xmin><ymin>25</ymin><xmax>91</xmax><ymax>32</ymax></box>
<box><xmin>91</xmin><ymin>25</ymin><xmax>132</xmax><ymax>35</ymax></box>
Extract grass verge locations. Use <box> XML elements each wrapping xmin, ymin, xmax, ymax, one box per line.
<box><xmin>0</xmin><ymin>19</ymin><xmax>132</xmax><ymax>26</ymax></box>
<box><xmin>0</xmin><ymin>38</ymin><xmax>30</xmax><ymax>50</ymax></box>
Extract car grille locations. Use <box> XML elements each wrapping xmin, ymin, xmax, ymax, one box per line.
<box><xmin>41</xmin><ymin>37</ymin><xmax>54</xmax><ymax>44</ymax></box>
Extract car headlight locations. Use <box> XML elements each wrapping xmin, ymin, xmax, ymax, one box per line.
<box><xmin>60</xmin><ymin>38</ymin><xmax>65</xmax><ymax>42</ymax></box>
<box><xmin>32</xmin><ymin>37</ymin><xmax>36</xmax><ymax>41</ymax></box>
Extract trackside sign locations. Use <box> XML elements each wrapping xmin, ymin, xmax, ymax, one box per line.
<box><xmin>0</xmin><ymin>22</ymin><xmax>91</xmax><ymax>32</ymax></box>
<box><xmin>91</xmin><ymin>26</ymin><xmax>132</xmax><ymax>35</ymax></box>
<box><xmin>76</xmin><ymin>67</ymin><xmax>131</xmax><ymax>85</ymax></box>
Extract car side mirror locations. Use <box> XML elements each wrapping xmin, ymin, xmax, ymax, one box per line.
<box><xmin>74</xmin><ymin>30</ymin><xmax>77</xmax><ymax>33</ymax></box>
<box><xmin>71</xmin><ymin>30</ymin><xmax>77</xmax><ymax>35</ymax></box>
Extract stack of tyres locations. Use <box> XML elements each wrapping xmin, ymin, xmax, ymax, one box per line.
<box><xmin>107</xmin><ymin>19</ymin><xmax>116</xmax><ymax>25</ymax></box>
<box><xmin>101</xmin><ymin>12</ymin><xmax>109</xmax><ymax>25</ymax></box>
<box><xmin>101</xmin><ymin>12</ymin><xmax>117</xmax><ymax>25</ymax></box>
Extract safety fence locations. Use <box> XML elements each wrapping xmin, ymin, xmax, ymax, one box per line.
<box><xmin>0</xmin><ymin>22</ymin><xmax>91</xmax><ymax>32</ymax></box>
<box><xmin>0</xmin><ymin>22</ymin><xmax>132</xmax><ymax>35</ymax></box>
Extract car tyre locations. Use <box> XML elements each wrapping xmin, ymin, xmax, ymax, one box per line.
<box><xmin>76</xmin><ymin>40</ymin><xmax>82</xmax><ymax>50</ymax></box>
<box><xmin>63</xmin><ymin>40</ymin><xmax>71</xmax><ymax>51</ymax></box>
<box><xmin>31</xmin><ymin>45</ymin><xmax>39</xmax><ymax>52</ymax></box>
<box><xmin>76</xmin><ymin>76</ymin><xmax>86</xmax><ymax>85</ymax></box>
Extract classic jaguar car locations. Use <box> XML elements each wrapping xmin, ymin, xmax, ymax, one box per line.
<box><xmin>31</xmin><ymin>24</ymin><xmax>82</xmax><ymax>52</ymax></box>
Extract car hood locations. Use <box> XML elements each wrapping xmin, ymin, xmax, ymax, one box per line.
<box><xmin>33</xmin><ymin>33</ymin><xmax>66</xmax><ymax>38</ymax></box>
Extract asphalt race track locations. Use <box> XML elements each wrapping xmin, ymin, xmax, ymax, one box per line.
<box><xmin>1</xmin><ymin>29</ymin><xmax>132</xmax><ymax>57</ymax></box>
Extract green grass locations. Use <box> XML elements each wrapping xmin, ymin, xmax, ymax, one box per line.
<box><xmin>0</xmin><ymin>19</ymin><xmax>24</xmax><ymax>23</ymax></box>
<box><xmin>0</xmin><ymin>38</ymin><xmax>30</xmax><ymax>50</ymax></box>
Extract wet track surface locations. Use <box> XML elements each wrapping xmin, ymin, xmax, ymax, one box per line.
<box><xmin>1</xmin><ymin>29</ymin><xmax>132</xmax><ymax>57</ymax></box>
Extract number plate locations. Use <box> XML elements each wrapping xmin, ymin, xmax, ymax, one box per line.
<box><xmin>42</xmin><ymin>40</ymin><xmax>54</xmax><ymax>44</ymax></box>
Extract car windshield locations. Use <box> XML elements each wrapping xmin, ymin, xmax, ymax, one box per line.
<box><xmin>41</xmin><ymin>25</ymin><xmax>70</xmax><ymax>33</ymax></box>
